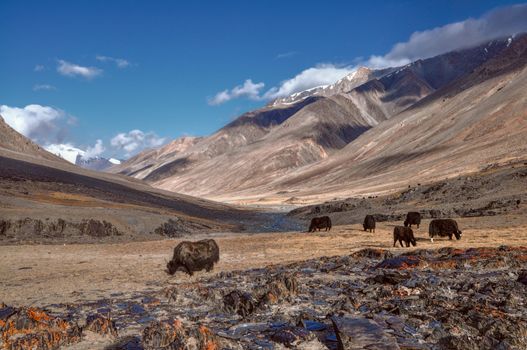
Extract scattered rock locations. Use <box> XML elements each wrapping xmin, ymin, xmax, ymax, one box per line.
<box><xmin>142</xmin><ymin>320</ymin><xmax>218</xmax><ymax>350</ymax></box>
<box><xmin>223</xmin><ymin>290</ymin><xmax>256</xmax><ymax>317</ymax></box>
<box><xmin>331</xmin><ymin>316</ymin><xmax>400</xmax><ymax>350</ymax></box>
<box><xmin>0</xmin><ymin>306</ymin><xmax>82</xmax><ymax>349</ymax></box>
<box><xmin>84</xmin><ymin>313</ymin><xmax>118</xmax><ymax>337</ymax></box>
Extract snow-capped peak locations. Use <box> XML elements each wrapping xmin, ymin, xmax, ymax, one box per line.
<box><xmin>45</xmin><ymin>143</ymin><xmax>85</xmax><ymax>164</ymax></box>
<box><xmin>271</xmin><ymin>66</ymin><xmax>374</xmax><ymax>107</ymax></box>
<box><xmin>109</xmin><ymin>158</ymin><xmax>121</xmax><ymax>165</ymax></box>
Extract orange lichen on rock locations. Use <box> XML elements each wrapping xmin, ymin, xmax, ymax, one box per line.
<box><xmin>84</xmin><ymin>314</ymin><xmax>118</xmax><ymax>337</ymax></box>
<box><xmin>141</xmin><ymin>320</ymin><xmax>219</xmax><ymax>350</ymax></box>
<box><xmin>198</xmin><ymin>325</ymin><xmax>219</xmax><ymax>350</ymax></box>
<box><xmin>1</xmin><ymin>306</ymin><xmax>82</xmax><ymax>350</ymax></box>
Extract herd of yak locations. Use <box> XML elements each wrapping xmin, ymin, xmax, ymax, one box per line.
<box><xmin>166</xmin><ymin>211</ymin><xmax>463</xmax><ymax>277</ymax></box>
<box><xmin>309</xmin><ymin>212</ymin><xmax>462</xmax><ymax>247</ymax></box>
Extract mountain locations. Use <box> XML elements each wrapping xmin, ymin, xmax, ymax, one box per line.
<box><xmin>44</xmin><ymin>143</ymin><xmax>121</xmax><ymax>171</ymax></box>
<box><xmin>114</xmin><ymin>34</ymin><xmax>527</xmax><ymax>203</ymax></box>
<box><xmin>75</xmin><ymin>155</ymin><xmax>121</xmax><ymax>171</ymax></box>
<box><xmin>269</xmin><ymin>67</ymin><xmax>385</xmax><ymax>106</ymax></box>
<box><xmin>0</xmin><ymin>117</ymin><xmax>283</xmax><ymax>243</ymax></box>
<box><xmin>0</xmin><ymin>115</ymin><xmax>66</xmax><ymax>163</ymax></box>
<box><xmin>247</xmin><ymin>34</ymin><xmax>527</xmax><ymax>202</ymax></box>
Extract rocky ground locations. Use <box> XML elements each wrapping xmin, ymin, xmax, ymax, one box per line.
<box><xmin>1</xmin><ymin>215</ymin><xmax>527</xmax><ymax>349</ymax></box>
<box><xmin>287</xmin><ymin>163</ymin><xmax>527</xmax><ymax>227</ymax></box>
<box><xmin>1</xmin><ymin>245</ymin><xmax>527</xmax><ymax>349</ymax></box>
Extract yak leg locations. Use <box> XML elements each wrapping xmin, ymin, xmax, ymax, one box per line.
<box><xmin>406</xmin><ymin>241</ymin><xmax>410</xmax><ymax>247</ymax></box>
<box><xmin>393</xmin><ymin>238</ymin><xmax>397</xmax><ymax>247</ymax></box>
<box><xmin>399</xmin><ymin>239</ymin><xmax>404</xmax><ymax>248</ymax></box>
<box><xmin>184</xmin><ymin>265</ymin><xmax>194</xmax><ymax>276</ymax></box>
<box><xmin>448</xmin><ymin>234</ymin><xmax>452</xmax><ymax>240</ymax></box>
<box><xmin>206</xmin><ymin>263</ymin><xmax>213</xmax><ymax>272</ymax></box>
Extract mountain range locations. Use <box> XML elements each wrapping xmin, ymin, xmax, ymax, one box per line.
<box><xmin>45</xmin><ymin>143</ymin><xmax>122</xmax><ymax>171</ymax></box>
<box><xmin>110</xmin><ymin>34</ymin><xmax>527</xmax><ymax>204</ymax></box>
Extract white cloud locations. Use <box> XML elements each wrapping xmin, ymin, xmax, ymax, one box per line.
<box><xmin>208</xmin><ymin>4</ymin><xmax>527</xmax><ymax>105</ymax></box>
<box><xmin>262</xmin><ymin>64</ymin><xmax>355</xmax><ymax>100</ymax></box>
<box><xmin>0</xmin><ymin>104</ymin><xmax>69</xmax><ymax>144</ymax></box>
<box><xmin>366</xmin><ymin>4</ymin><xmax>527</xmax><ymax>68</ymax></box>
<box><xmin>44</xmin><ymin>143</ymin><xmax>84</xmax><ymax>163</ymax></box>
<box><xmin>95</xmin><ymin>55</ymin><xmax>131</xmax><ymax>68</ymax></box>
<box><xmin>34</xmin><ymin>64</ymin><xmax>45</xmax><ymax>72</ymax></box>
<box><xmin>110</xmin><ymin>129</ymin><xmax>166</xmax><ymax>155</ymax></box>
<box><xmin>57</xmin><ymin>59</ymin><xmax>102</xmax><ymax>79</ymax></box>
<box><xmin>84</xmin><ymin>139</ymin><xmax>105</xmax><ymax>159</ymax></box>
<box><xmin>44</xmin><ymin>140</ymin><xmax>106</xmax><ymax>163</ymax></box>
<box><xmin>209</xmin><ymin>65</ymin><xmax>356</xmax><ymax>104</ymax></box>
<box><xmin>33</xmin><ymin>84</ymin><xmax>56</xmax><ymax>91</ymax></box>
<box><xmin>208</xmin><ymin>79</ymin><xmax>265</xmax><ymax>105</ymax></box>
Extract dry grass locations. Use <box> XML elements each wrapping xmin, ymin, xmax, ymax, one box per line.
<box><xmin>1</xmin><ymin>216</ymin><xmax>526</xmax><ymax>307</ymax></box>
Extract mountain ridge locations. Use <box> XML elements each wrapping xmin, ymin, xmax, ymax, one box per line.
<box><xmin>113</xmin><ymin>34</ymin><xmax>527</xmax><ymax>203</ymax></box>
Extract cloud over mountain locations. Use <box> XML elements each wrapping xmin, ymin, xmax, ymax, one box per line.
<box><xmin>0</xmin><ymin>104</ymin><xmax>69</xmax><ymax>144</ymax></box>
<box><xmin>367</xmin><ymin>4</ymin><xmax>527</xmax><ymax>68</ymax></box>
<box><xmin>110</xmin><ymin>129</ymin><xmax>166</xmax><ymax>155</ymax></box>
<box><xmin>208</xmin><ymin>79</ymin><xmax>265</xmax><ymax>105</ymax></box>
<box><xmin>209</xmin><ymin>4</ymin><xmax>527</xmax><ymax>105</ymax></box>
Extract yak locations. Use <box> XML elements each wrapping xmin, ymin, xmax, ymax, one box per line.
<box><xmin>404</xmin><ymin>212</ymin><xmax>421</xmax><ymax>228</ymax></box>
<box><xmin>308</xmin><ymin>216</ymin><xmax>332</xmax><ymax>232</ymax></box>
<box><xmin>393</xmin><ymin>226</ymin><xmax>417</xmax><ymax>247</ymax></box>
<box><xmin>363</xmin><ymin>215</ymin><xmax>376</xmax><ymax>233</ymax></box>
<box><xmin>166</xmin><ymin>239</ymin><xmax>220</xmax><ymax>276</ymax></box>
<box><xmin>429</xmin><ymin>219</ymin><xmax>462</xmax><ymax>242</ymax></box>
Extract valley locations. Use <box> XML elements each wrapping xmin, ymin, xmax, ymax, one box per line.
<box><xmin>1</xmin><ymin>31</ymin><xmax>527</xmax><ymax>350</ymax></box>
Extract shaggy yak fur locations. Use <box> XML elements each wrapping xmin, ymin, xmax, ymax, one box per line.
<box><xmin>363</xmin><ymin>215</ymin><xmax>376</xmax><ymax>233</ymax></box>
<box><xmin>393</xmin><ymin>226</ymin><xmax>417</xmax><ymax>247</ymax></box>
<box><xmin>429</xmin><ymin>219</ymin><xmax>462</xmax><ymax>242</ymax></box>
<box><xmin>166</xmin><ymin>239</ymin><xmax>220</xmax><ymax>276</ymax></box>
<box><xmin>308</xmin><ymin>216</ymin><xmax>332</xmax><ymax>232</ymax></box>
<box><xmin>404</xmin><ymin>212</ymin><xmax>421</xmax><ymax>228</ymax></box>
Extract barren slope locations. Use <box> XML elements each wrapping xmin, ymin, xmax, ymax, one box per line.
<box><xmin>0</xmin><ymin>124</ymin><xmax>297</xmax><ymax>243</ymax></box>
<box><xmin>114</xmin><ymin>37</ymin><xmax>520</xmax><ymax>202</ymax></box>
<box><xmin>255</xmin><ymin>34</ymin><xmax>527</xmax><ymax>203</ymax></box>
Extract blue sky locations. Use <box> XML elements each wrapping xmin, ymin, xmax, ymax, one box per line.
<box><xmin>1</xmin><ymin>0</ymin><xmax>525</xmax><ymax>160</ymax></box>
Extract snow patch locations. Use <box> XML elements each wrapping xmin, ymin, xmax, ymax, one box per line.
<box><xmin>45</xmin><ymin>143</ymin><xmax>85</xmax><ymax>164</ymax></box>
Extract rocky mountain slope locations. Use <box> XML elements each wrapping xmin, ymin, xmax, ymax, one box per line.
<box><xmin>0</xmin><ymin>115</ymin><xmax>66</xmax><ymax>163</ymax></box>
<box><xmin>44</xmin><ymin>142</ymin><xmax>121</xmax><ymax>171</ymax></box>
<box><xmin>264</xmin><ymin>34</ymin><xmax>527</xmax><ymax>203</ymax></box>
<box><xmin>113</xmin><ymin>35</ymin><xmax>527</xmax><ymax>203</ymax></box>
<box><xmin>0</xmin><ymin>119</ymin><xmax>296</xmax><ymax>243</ymax></box>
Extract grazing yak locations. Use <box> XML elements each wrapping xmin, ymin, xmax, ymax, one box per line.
<box><xmin>404</xmin><ymin>212</ymin><xmax>421</xmax><ymax>228</ymax></box>
<box><xmin>393</xmin><ymin>226</ymin><xmax>417</xmax><ymax>247</ymax></box>
<box><xmin>308</xmin><ymin>216</ymin><xmax>332</xmax><ymax>232</ymax></box>
<box><xmin>429</xmin><ymin>219</ymin><xmax>462</xmax><ymax>242</ymax></box>
<box><xmin>166</xmin><ymin>239</ymin><xmax>219</xmax><ymax>276</ymax></box>
<box><xmin>363</xmin><ymin>215</ymin><xmax>376</xmax><ymax>233</ymax></box>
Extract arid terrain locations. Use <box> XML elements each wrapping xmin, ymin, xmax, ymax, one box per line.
<box><xmin>1</xmin><ymin>214</ymin><xmax>527</xmax><ymax>349</ymax></box>
<box><xmin>111</xmin><ymin>35</ymin><xmax>527</xmax><ymax>205</ymax></box>
<box><xmin>1</xmin><ymin>30</ymin><xmax>527</xmax><ymax>349</ymax></box>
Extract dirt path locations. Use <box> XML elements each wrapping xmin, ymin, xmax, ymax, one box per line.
<box><xmin>1</xmin><ymin>216</ymin><xmax>526</xmax><ymax>307</ymax></box>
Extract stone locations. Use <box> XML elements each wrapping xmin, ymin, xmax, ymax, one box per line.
<box><xmin>331</xmin><ymin>316</ymin><xmax>400</xmax><ymax>350</ymax></box>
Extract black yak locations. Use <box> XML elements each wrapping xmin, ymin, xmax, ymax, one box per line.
<box><xmin>308</xmin><ymin>216</ymin><xmax>332</xmax><ymax>232</ymax></box>
<box><xmin>166</xmin><ymin>239</ymin><xmax>220</xmax><ymax>276</ymax></box>
<box><xmin>363</xmin><ymin>215</ymin><xmax>376</xmax><ymax>233</ymax></box>
<box><xmin>393</xmin><ymin>226</ymin><xmax>417</xmax><ymax>247</ymax></box>
<box><xmin>404</xmin><ymin>212</ymin><xmax>421</xmax><ymax>228</ymax></box>
<box><xmin>429</xmin><ymin>219</ymin><xmax>462</xmax><ymax>242</ymax></box>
